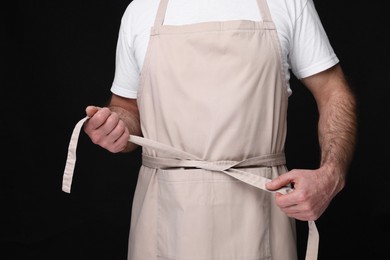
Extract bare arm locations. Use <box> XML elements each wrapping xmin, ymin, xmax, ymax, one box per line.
<box><xmin>303</xmin><ymin>63</ymin><xmax>357</xmax><ymax>186</ymax></box>
<box><xmin>84</xmin><ymin>94</ymin><xmax>142</xmax><ymax>153</ymax></box>
<box><xmin>266</xmin><ymin>64</ymin><xmax>357</xmax><ymax>221</ymax></box>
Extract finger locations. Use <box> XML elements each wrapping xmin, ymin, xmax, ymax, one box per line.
<box><xmin>105</xmin><ymin>118</ymin><xmax>127</xmax><ymax>143</ymax></box>
<box><xmin>274</xmin><ymin>189</ymin><xmax>300</xmax><ymax>209</ymax></box>
<box><xmin>283</xmin><ymin>205</ymin><xmax>314</xmax><ymax>221</ymax></box>
<box><xmin>111</xmin><ymin>128</ymin><xmax>130</xmax><ymax>153</ymax></box>
<box><xmin>99</xmin><ymin>121</ymin><xmax>128</xmax><ymax>153</ymax></box>
<box><xmin>85</xmin><ymin>107</ymin><xmax>112</xmax><ymax>131</ymax></box>
<box><xmin>266</xmin><ymin>172</ymin><xmax>293</xmax><ymax>191</ymax></box>
<box><xmin>85</xmin><ymin>105</ymin><xmax>102</xmax><ymax>117</ymax></box>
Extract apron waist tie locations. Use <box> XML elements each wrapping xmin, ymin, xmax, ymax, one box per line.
<box><xmin>62</xmin><ymin>116</ymin><xmax>319</xmax><ymax>260</ymax></box>
<box><xmin>142</xmin><ymin>153</ymin><xmax>290</xmax><ymax>194</ymax></box>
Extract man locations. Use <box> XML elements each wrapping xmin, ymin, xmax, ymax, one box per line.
<box><xmin>63</xmin><ymin>0</ymin><xmax>357</xmax><ymax>259</ymax></box>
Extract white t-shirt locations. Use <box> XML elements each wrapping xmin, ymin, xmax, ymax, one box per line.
<box><xmin>111</xmin><ymin>0</ymin><xmax>339</xmax><ymax>98</ymax></box>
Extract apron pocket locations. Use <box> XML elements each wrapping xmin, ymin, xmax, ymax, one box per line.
<box><xmin>157</xmin><ymin>167</ymin><xmax>272</xmax><ymax>260</ymax></box>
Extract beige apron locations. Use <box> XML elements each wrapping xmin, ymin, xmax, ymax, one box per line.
<box><xmin>63</xmin><ymin>0</ymin><xmax>319</xmax><ymax>259</ymax></box>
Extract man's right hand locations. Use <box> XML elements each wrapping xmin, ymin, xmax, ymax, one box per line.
<box><xmin>83</xmin><ymin>105</ymin><xmax>130</xmax><ymax>153</ymax></box>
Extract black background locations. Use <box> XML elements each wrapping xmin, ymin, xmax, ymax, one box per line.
<box><xmin>2</xmin><ymin>1</ymin><xmax>389</xmax><ymax>259</ymax></box>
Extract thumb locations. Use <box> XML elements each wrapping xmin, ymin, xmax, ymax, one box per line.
<box><xmin>266</xmin><ymin>172</ymin><xmax>292</xmax><ymax>191</ymax></box>
<box><xmin>85</xmin><ymin>105</ymin><xmax>101</xmax><ymax>117</ymax></box>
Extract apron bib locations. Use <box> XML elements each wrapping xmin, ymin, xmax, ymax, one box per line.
<box><xmin>62</xmin><ymin>0</ymin><xmax>319</xmax><ymax>259</ymax></box>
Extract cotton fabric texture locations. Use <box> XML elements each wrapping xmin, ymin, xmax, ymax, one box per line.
<box><xmin>63</xmin><ymin>0</ymin><xmax>322</xmax><ymax>259</ymax></box>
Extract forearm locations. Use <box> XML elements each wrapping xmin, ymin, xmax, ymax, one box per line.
<box><xmin>317</xmin><ymin>84</ymin><xmax>357</xmax><ymax>191</ymax></box>
<box><xmin>108</xmin><ymin>95</ymin><xmax>142</xmax><ymax>153</ymax></box>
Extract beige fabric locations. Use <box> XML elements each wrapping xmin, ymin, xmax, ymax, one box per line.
<box><xmin>131</xmin><ymin>0</ymin><xmax>317</xmax><ymax>258</ymax></box>
<box><xmin>62</xmin><ymin>0</ymin><xmax>319</xmax><ymax>259</ymax></box>
<box><xmin>62</xmin><ymin>116</ymin><xmax>88</xmax><ymax>193</ymax></box>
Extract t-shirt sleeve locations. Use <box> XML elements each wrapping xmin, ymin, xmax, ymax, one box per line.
<box><xmin>289</xmin><ymin>0</ymin><xmax>339</xmax><ymax>79</ymax></box>
<box><xmin>110</xmin><ymin>6</ymin><xmax>140</xmax><ymax>99</ymax></box>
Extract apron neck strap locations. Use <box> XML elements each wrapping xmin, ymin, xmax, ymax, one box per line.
<box><xmin>256</xmin><ymin>0</ymin><xmax>273</xmax><ymax>22</ymax></box>
<box><xmin>154</xmin><ymin>0</ymin><xmax>169</xmax><ymax>27</ymax></box>
<box><xmin>154</xmin><ymin>0</ymin><xmax>273</xmax><ymax>27</ymax></box>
